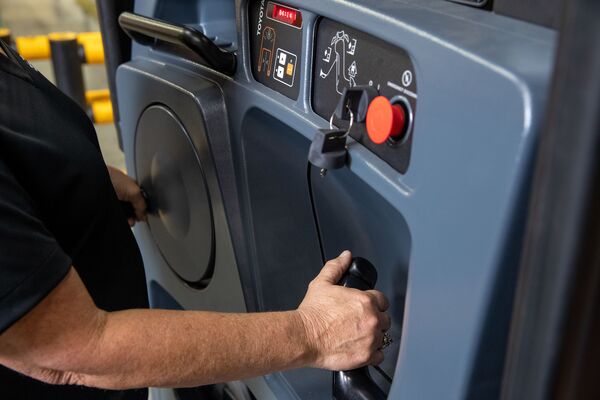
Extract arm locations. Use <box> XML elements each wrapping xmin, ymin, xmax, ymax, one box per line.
<box><xmin>0</xmin><ymin>251</ymin><xmax>389</xmax><ymax>390</ymax></box>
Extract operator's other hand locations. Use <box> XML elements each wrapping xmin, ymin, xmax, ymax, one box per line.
<box><xmin>297</xmin><ymin>250</ymin><xmax>391</xmax><ymax>371</ymax></box>
<box><xmin>107</xmin><ymin>166</ymin><xmax>147</xmax><ymax>226</ymax></box>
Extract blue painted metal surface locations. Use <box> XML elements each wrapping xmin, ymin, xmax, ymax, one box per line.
<box><xmin>116</xmin><ymin>0</ymin><xmax>556</xmax><ymax>398</ymax></box>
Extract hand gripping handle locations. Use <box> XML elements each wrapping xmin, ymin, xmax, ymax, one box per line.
<box><xmin>334</xmin><ymin>257</ymin><xmax>387</xmax><ymax>400</ymax></box>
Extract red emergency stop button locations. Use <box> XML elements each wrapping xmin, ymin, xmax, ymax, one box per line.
<box><xmin>366</xmin><ymin>96</ymin><xmax>407</xmax><ymax>144</ymax></box>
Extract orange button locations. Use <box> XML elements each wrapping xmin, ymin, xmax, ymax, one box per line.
<box><xmin>366</xmin><ymin>96</ymin><xmax>406</xmax><ymax>144</ymax></box>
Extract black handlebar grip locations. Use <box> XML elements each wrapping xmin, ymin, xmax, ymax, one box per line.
<box><xmin>339</xmin><ymin>257</ymin><xmax>378</xmax><ymax>290</ymax></box>
<box><xmin>334</xmin><ymin>257</ymin><xmax>386</xmax><ymax>400</ymax></box>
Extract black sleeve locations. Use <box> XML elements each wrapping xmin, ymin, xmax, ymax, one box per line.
<box><xmin>0</xmin><ymin>159</ymin><xmax>72</xmax><ymax>335</ymax></box>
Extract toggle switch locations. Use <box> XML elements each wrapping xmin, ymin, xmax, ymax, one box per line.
<box><xmin>366</xmin><ymin>96</ymin><xmax>407</xmax><ymax>144</ymax></box>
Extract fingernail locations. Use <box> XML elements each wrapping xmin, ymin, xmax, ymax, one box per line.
<box><xmin>340</xmin><ymin>250</ymin><xmax>350</xmax><ymax>257</ymax></box>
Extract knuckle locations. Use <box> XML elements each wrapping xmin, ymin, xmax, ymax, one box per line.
<box><xmin>356</xmin><ymin>349</ymin><xmax>370</xmax><ymax>365</ymax></box>
<box><xmin>369</xmin><ymin>295</ymin><xmax>379</xmax><ymax>309</ymax></box>
<box><xmin>325</xmin><ymin>258</ymin><xmax>342</xmax><ymax>270</ymax></box>
<box><xmin>366</xmin><ymin>314</ymin><xmax>379</xmax><ymax>330</ymax></box>
<box><xmin>358</xmin><ymin>293</ymin><xmax>372</xmax><ymax>307</ymax></box>
<box><xmin>368</xmin><ymin>331</ymin><xmax>379</xmax><ymax>347</ymax></box>
<box><xmin>373</xmin><ymin>292</ymin><xmax>386</xmax><ymax>309</ymax></box>
<box><xmin>365</xmin><ymin>335</ymin><xmax>375</xmax><ymax>349</ymax></box>
<box><xmin>377</xmin><ymin>295</ymin><xmax>387</xmax><ymax>308</ymax></box>
<box><xmin>355</xmin><ymin>300</ymin><xmax>369</xmax><ymax>315</ymax></box>
<box><xmin>383</xmin><ymin>294</ymin><xmax>390</xmax><ymax>307</ymax></box>
<box><xmin>359</xmin><ymin>317</ymin><xmax>377</xmax><ymax>336</ymax></box>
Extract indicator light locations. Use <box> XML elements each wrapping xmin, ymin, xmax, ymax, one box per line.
<box><xmin>272</xmin><ymin>4</ymin><xmax>298</xmax><ymax>25</ymax></box>
<box><xmin>267</xmin><ymin>2</ymin><xmax>303</xmax><ymax>28</ymax></box>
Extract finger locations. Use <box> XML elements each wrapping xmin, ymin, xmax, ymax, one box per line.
<box><xmin>314</xmin><ymin>250</ymin><xmax>352</xmax><ymax>284</ymax></box>
<box><xmin>366</xmin><ymin>290</ymin><xmax>389</xmax><ymax>311</ymax></box>
<box><xmin>128</xmin><ymin>218</ymin><xmax>135</xmax><ymax>227</ymax></box>
<box><xmin>129</xmin><ymin>190</ymin><xmax>147</xmax><ymax>221</ymax></box>
<box><xmin>369</xmin><ymin>350</ymin><xmax>384</xmax><ymax>366</ymax></box>
<box><xmin>380</xmin><ymin>312</ymin><xmax>392</xmax><ymax>332</ymax></box>
<box><xmin>373</xmin><ymin>330</ymin><xmax>384</xmax><ymax>351</ymax></box>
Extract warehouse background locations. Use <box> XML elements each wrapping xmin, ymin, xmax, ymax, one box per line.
<box><xmin>0</xmin><ymin>0</ymin><xmax>125</xmax><ymax>170</ymax></box>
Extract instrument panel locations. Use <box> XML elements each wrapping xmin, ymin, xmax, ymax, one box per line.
<box><xmin>249</xmin><ymin>1</ymin><xmax>418</xmax><ymax>173</ymax></box>
<box><xmin>249</xmin><ymin>1</ymin><xmax>303</xmax><ymax>100</ymax></box>
<box><xmin>313</xmin><ymin>19</ymin><xmax>417</xmax><ymax>174</ymax></box>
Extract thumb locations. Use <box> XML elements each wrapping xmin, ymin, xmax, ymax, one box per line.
<box><xmin>314</xmin><ymin>250</ymin><xmax>352</xmax><ymax>285</ymax></box>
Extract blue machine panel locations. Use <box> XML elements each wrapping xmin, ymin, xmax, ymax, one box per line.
<box><xmin>116</xmin><ymin>0</ymin><xmax>557</xmax><ymax>399</ymax></box>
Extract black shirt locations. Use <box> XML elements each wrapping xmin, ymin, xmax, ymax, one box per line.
<box><xmin>0</xmin><ymin>41</ymin><xmax>149</xmax><ymax>399</ymax></box>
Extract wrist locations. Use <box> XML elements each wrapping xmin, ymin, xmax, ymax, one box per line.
<box><xmin>292</xmin><ymin>309</ymin><xmax>320</xmax><ymax>369</ymax></box>
<box><xmin>106</xmin><ymin>166</ymin><xmax>121</xmax><ymax>184</ymax></box>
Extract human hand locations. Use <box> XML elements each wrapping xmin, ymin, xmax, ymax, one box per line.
<box><xmin>107</xmin><ymin>166</ymin><xmax>147</xmax><ymax>226</ymax></box>
<box><xmin>296</xmin><ymin>251</ymin><xmax>390</xmax><ymax>371</ymax></box>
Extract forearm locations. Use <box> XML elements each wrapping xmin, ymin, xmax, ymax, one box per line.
<box><xmin>74</xmin><ymin>308</ymin><xmax>312</xmax><ymax>389</ymax></box>
<box><xmin>0</xmin><ymin>269</ymin><xmax>312</xmax><ymax>390</ymax></box>
<box><xmin>0</xmin><ymin>253</ymin><xmax>387</xmax><ymax>390</ymax></box>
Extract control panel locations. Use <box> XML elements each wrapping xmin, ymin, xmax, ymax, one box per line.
<box><xmin>249</xmin><ymin>0</ymin><xmax>302</xmax><ymax>100</ymax></box>
<box><xmin>313</xmin><ymin>19</ymin><xmax>417</xmax><ymax>174</ymax></box>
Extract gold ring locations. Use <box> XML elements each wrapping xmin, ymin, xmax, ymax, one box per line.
<box><xmin>381</xmin><ymin>332</ymin><xmax>393</xmax><ymax>350</ymax></box>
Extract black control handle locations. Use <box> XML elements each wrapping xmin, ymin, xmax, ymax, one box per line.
<box><xmin>334</xmin><ymin>257</ymin><xmax>387</xmax><ymax>400</ymax></box>
<box><xmin>118</xmin><ymin>12</ymin><xmax>236</xmax><ymax>76</ymax></box>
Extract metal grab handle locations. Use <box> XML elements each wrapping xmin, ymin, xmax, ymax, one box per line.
<box><xmin>118</xmin><ymin>12</ymin><xmax>236</xmax><ymax>76</ymax></box>
<box><xmin>334</xmin><ymin>258</ymin><xmax>387</xmax><ymax>400</ymax></box>
<box><xmin>333</xmin><ymin>369</ymin><xmax>386</xmax><ymax>400</ymax></box>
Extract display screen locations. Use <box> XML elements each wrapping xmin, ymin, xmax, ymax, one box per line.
<box><xmin>270</xmin><ymin>3</ymin><xmax>302</xmax><ymax>28</ymax></box>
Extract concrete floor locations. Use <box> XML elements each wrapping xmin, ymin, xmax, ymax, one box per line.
<box><xmin>0</xmin><ymin>0</ymin><xmax>126</xmax><ymax>170</ymax></box>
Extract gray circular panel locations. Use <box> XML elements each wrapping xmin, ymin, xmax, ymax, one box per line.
<box><xmin>135</xmin><ymin>105</ymin><xmax>214</xmax><ymax>284</ymax></box>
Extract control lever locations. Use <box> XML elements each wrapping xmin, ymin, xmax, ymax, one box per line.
<box><xmin>334</xmin><ymin>257</ymin><xmax>387</xmax><ymax>400</ymax></box>
<box><xmin>118</xmin><ymin>12</ymin><xmax>236</xmax><ymax>76</ymax></box>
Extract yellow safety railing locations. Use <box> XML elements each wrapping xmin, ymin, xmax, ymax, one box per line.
<box><xmin>13</xmin><ymin>31</ymin><xmax>104</xmax><ymax>64</ymax></box>
<box><xmin>86</xmin><ymin>89</ymin><xmax>113</xmax><ymax>124</ymax></box>
<box><xmin>77</xmin><ymin>32</ymin><xmax>105</xmax><ymax>64</ymax></box>
<box><xmin>90</xmin><ymin>99</ymin><xmax>114</xmax><ymax>124</ymax></box>
<box><xmin>0</xmin><ymin>28</ymin><xmax>113</xmax><ymax>124</ymax></box>
<box><xmin>85</xmin><ymin>88</ymin><xmax>111</xmax><ymax>104</ymax></box>
<box><xmin>0</xmin><ymin>27</ymin><xmax>11</xmax><ymax>41</ymax></box>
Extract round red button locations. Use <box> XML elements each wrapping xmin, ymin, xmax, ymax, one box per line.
<box><xmin>366</xmin><ymin>96</ymin><xmax>406</xmax><ymax>144</ymax></box>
